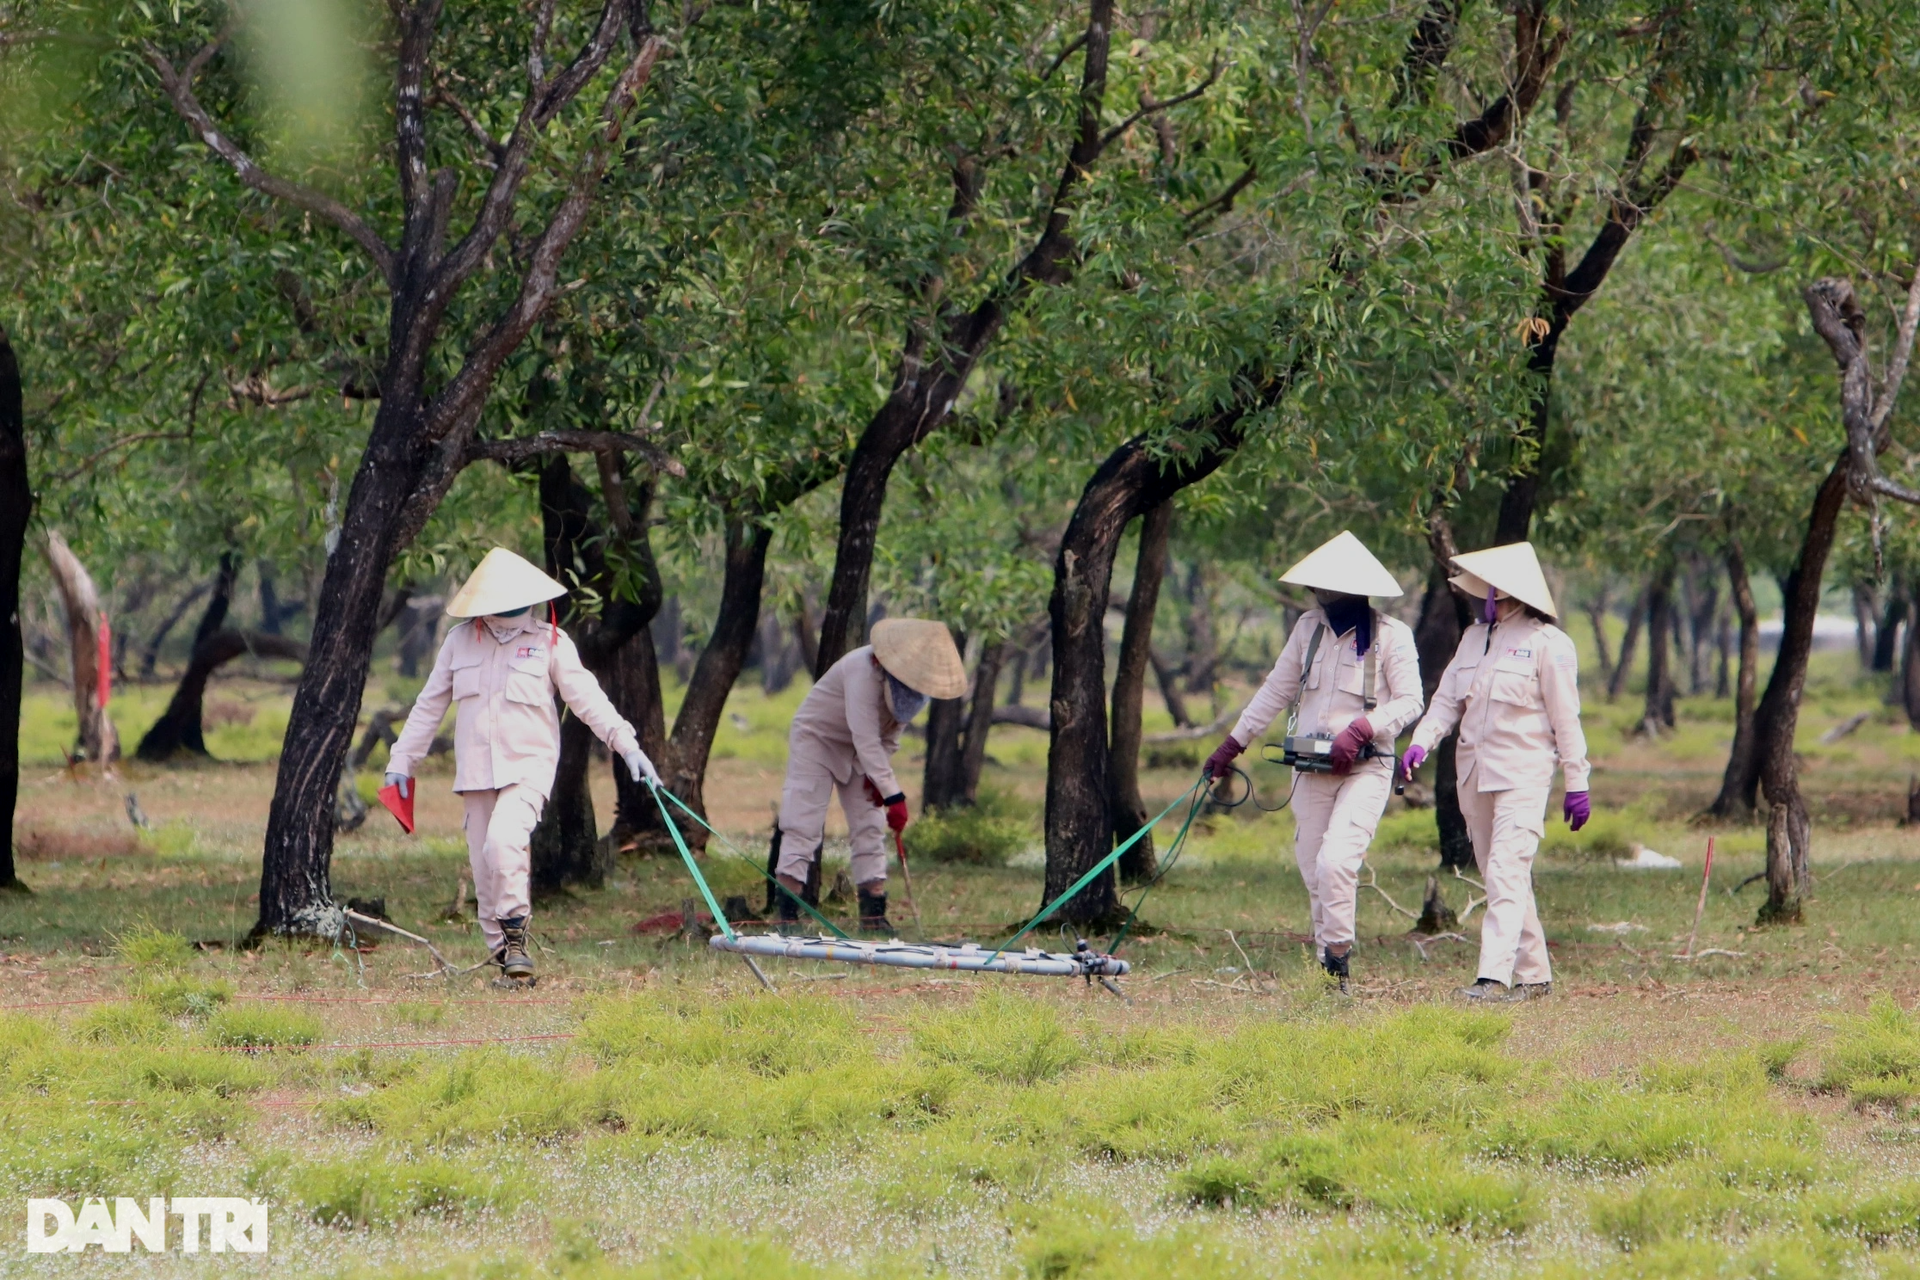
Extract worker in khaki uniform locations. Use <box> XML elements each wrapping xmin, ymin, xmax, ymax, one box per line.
<box><xmin>1404</xmin><ymin>542</ymin><xmax>1590</xmax><ymax>1003</ymax></box>
<box><xmin>771</xmin><ymin>618</ymin><xmax>966</xmax><ymax>935</ymax></box>
<box><xmin>1203</xmin><ymin>532</ymin><xmax>1423</xmax><ymax>992</ymax></box>
<box><xmin>386</xmin><ymin>548</ymin><xmax>656</xmax><ymax>985</ymax></box>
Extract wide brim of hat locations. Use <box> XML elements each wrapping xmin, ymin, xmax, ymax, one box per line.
<box><xmin>1278</xmin><ymin>530</ymin><xmax>1404</xmax><ymax>598</ymax></box>
<box><xmin>870</xmin><ymin>618</ymin><xmax>967</xmax><ymax>699</ymax></box>
<box><xmin>1449</xmin><ymin>543</ymin><xmax>1557</xmax><ymax>618</ymax></box>
<box><xmin>445</xmin><ymin>547</ymin><xmax>568</xmax><ymax>618</ymax></box>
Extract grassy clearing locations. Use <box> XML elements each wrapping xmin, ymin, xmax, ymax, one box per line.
<box><xmin>14</xmin><ymin>656</ymin><xmax>1920</xmax><ymax>1273</ymax></box>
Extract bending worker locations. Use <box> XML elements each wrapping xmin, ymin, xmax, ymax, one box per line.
<box><xmin>1203</xmin><ymin>532</ymin><xmax>1423</xmax><ymax>991</ymax></box>
<box><xmin>771</xmin><ymin>618</ymin><xmax>965</xmax><ymax>935</ymax></box>
<box><xmin>1404</xmin><ymin>541</ymin><xmax>1590</xmax><ymax>1004</ymax></box>
<box><xmin>385</xmin><ymin>548</ymin><xmax>657</xmax><ymax>985</ymax></box>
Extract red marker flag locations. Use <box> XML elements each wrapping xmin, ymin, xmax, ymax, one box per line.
<box><xmin>377</xmin><ymin>782</ymin><xmax>415</xmax><ymax>834</ymax></box>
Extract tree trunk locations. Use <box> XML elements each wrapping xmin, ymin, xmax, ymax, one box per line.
<box><xmin>1904</xmin><ymin>600</ymin><xmax>1920</xmax><ymax>730</ymax></box>
<box><xmin>1607</xmin><ymin>586</ymin><xmax>1647</xmax><ymax>702</ymax></box>
<box><xmin>1748</xmin><ymin>458</ymin><xmax>1849</xmax><ymax>921</ymax></box>
<box><xmin>610</xmin><ymin>624</ymin><xmax>668</xmax><ymax>839</ymax></box>
<box><xmin>1182</xmin><ymin>562</ymin><xmax>1218</xmax><ymax>704</ymax></box>
<box><xmin>529</xmin><ymin>455</ymin><xmax>660</xmax><ymax>888</ymax></box>
<box><xmin>135</xmin><ymin>552</ymin><xmax>239</xmax><ymax>759</ymax></box>
<box><xmin>1707</xmin><ymin>539</ymin><xmax>1763</xmax><ymax>817</ymax></box>
<box><xmin>1853</xmin><ymin>582</ymin><xmax>1877</xmax><ymax>671</ymax></box>
<box><xmin>1642</xmin><ymin>558</ymin><xmax>1677</xmax><ymax>731</ymax></box>
<box><xmin>43</xmin><ymin>530</ymin><xmax>118</xmax><ymax>765</ymax></box>
<box><xmin>1149</xmin><ymin>649</ymin><xmax>1191</xmax><ymax>726</ymax></box>
<box><xmin>923</xmin><ymin>636</ymin><xmax>969</xmax><ymax>810</ymax></box>
<box><xmin>1109</xmin><ymin>501</ymin><xmax>1173</xmax><ymax>883</ymax></box>
<box><xmin>0</xmin><ymin>325</ymin><xmax>29</xmax><ymax>889</ymax></box>
<box><xmin>140</xmin><ymin>579</ymin><xmax>212</xmax><ymax>678</ymax></box>
<box><xmin>955</xmin><ymin>641</ymin><xmax>1005</xmax><ymax>805</ymax></box>
<box><xmin>1043</xmin><ymin>387</ymin><xmax>1281</xmax><ymax>925</ymax></box>
<box><xmin>1874</xmin><ymin>576</ymin><xmax>1904</xmax><ymax>673</ymax></box>
<box><xmin>1413</xmin><ymin>546</ymin><xmax>1473</xmax><ymax>871</ymax></box>
<box><xmin>1687</xmin><ymin>560</ymin><xmax>1719</xmax><ymax>694</ymax></box>
<box><xmin>626</xmin><ymin>519</ymin><xmax>774</xmax><ymax>847</ymax></box>
<box><xmin>1495</xmin><ymin>342</ymin><xmax>1558</xmax><ymax>542</ymax></box>
<box><xmin>1581</xmin><ymin>586</ymin><xmax>1614</xmax><ymax>691</ymax></box>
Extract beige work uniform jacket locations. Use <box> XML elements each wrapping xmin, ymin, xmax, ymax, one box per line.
<box><xmin>389</xmin><ymin>612</ymin><xmax>639</xmax><ymax>800</ymax></box>
<box><xmin>1229</xmin><ymin>608</ymin><xmax>1425</xmax><ymax>758</ymax></box>
<box><xmin>787</xmin><ymin>646</ymin><xmax>904</xmax><ymax>799</ymax></box>
<box><xmin>1409</xmin><ymin>613</ymin><xmax>1590</xmax><ymax>793</ymax></box>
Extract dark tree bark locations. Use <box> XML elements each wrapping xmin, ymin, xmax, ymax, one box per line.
<box><xmin>1607</xmin><ymin>586</ymin><xmax>1647</xmax><ymax>702</ymax></box>
<box><xmin>1044</xmin><ymin>389</ymin><xmax>1286</xmax><ymax>924</ymax></box>
<box><xmin>256</xmin><ymin>563</ymin><xmax>304</xmax><ymax>636</ymax></box>
<box><xmin>814</xmin><ymin>0</ymin><xmax>1161</xmax><ymax>671</ymax></box>
<box><xmin>135</xmin><ymin>551</ymin><xmax>240</xmax><ymax>759</ymax></box>
<box><xmin>140</xmin><ymin>579</ymin><xmax>212</xmax><ymax>678</ymax></box>
<box><xmin>955</xmin><ymin>641</ymin><xmax>1006</xmax><ymax>805</ymax></box>
<box><xmin>1642</xmin><ymin>557</ymin><xmax>1677</xmax><ymax>731</ymax></box>
<box><xmin>528</xmin><ymin>454</ymin><xmax>661</xmax><ymax>893</ymax></box>
<box><xmin>1110</xmin><ymin>501</ymin><xmax>1173</xmax><ymax>883</ymax></box>
<box><xmin>625</xmin><ymin>520</ymin><xmax>775</xmax><ymax>849</ymax></box>
<box><xmin>1707</xmin><ymin>538</ymin><xmax>1761</xmax><ymax>817</ymax></box>
<box><xmin>1581</xmin><ymin>585</ymin><xmax>1614</xmax><ymax>690</ymax></box>
<box><xmin>1873</xmin><ymin>576</ymin><xmax>1904</xmax><ymax>672</ymax></box>
<box><xmin>1743</xmin><ymin>273</ymin><xmax>1920</xmax><ymax>923</ymax></box>
<box><xmin>1413</xmin><ymin>512</ymin><xmax>1474</xmax><ymax>871</ymax></box>
<box><xmin>1494</xmin><ymin>86</ymin><xmax>1696</xmax><ymax>542</ymax></box>
<box><xmin>1686</xmin><ymin>558</ymin><xmax>1719</xmax><ymax>694</ymax></box>
<box><xmin>923</xmin><ymin>690</ymin><xmax>968</xmax><ymax>810</ymax></box>
<box><xmin>1182</xmin><ymin>561</ymin><xmax>1218</xmax><ymax>704</ymax></box>
<box><xmin>1904</xmin><ymin>600</ymin><xmax>1920</xmax><ymax>730</ymax></box>
<box><xmin>1149</xmin><ymin>649</ymin><xmax>1191</xmax><ymax>726</ymax></box>
<box><xmin>143</xmin><ymin>5</ymin><xmax>666</xmax><ymax>937</ymax></box>
<box><xmin>0</xmin><ymin>326</ymin><xmax>29</xmax><ymax>890</ymax></box>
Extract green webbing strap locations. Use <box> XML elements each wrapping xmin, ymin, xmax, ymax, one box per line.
<box><xmin>1106</xmin><ymin>781</ymin><xmax>1210</xmax><ymax>954</ymax></box>
<box><xmin>988</xmin><ymin>775</ymin><xmax>1207</xmax><ymax>963</ymax></box>
<box><xmin>656</xmin><ymin>786</ymin><xmax>853</xmax><ymax>942</ymax></box>
<box><xmin>651</xmin><ymin>787</ymin><xmax>736</xmax><ymax>941</ymax></box>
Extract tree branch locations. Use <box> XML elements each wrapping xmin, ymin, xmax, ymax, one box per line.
<box><xmin>425</xmin><ymin>33</ymin><xmax>665</xmax><ymax>442</ymax></box>
<box><xmin>143</xmin><ymin>36</ymin><xmax>396</xmax><ymax>282</ymax></box>
<box><xmin>1873</xmin><ymin>265</ymin><xmax>1920</xmax><ymax>431</ymax></box>
<box><xmin>1097</xmin><ymin>54</ymin><xmax>1221</xmax><ymax>153</ymax></box>
<box><xmin>467</xmin><ymin>428</ymin><xmax>684</xmax><ymax>476</ymax></box>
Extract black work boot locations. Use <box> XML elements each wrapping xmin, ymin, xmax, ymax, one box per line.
<box><xmin>1321</xmin><ymin>947</ymin><xmax>1351</xmax><ymax>994</ymax></box>
<box><xmin>857</xmin><ymin>889</ymin><xmax>893</xmax><ymax>936</ymax></box>
<box><xmin>496</xmin><ymin>917</ymin><xmax>535</xmax><ymax>983</ymax></box>
<box><xmin>776</xmin><ymin>890</ymin><xmax>804</xmax><ymax>936</ymax></box>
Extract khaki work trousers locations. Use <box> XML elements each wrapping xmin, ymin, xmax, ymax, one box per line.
<box><xmin>776</xmin><ymin>755</ymin><xmax>890</xmax><ymax>887</ymax></box>
<box><xmin>461</xmin><ymin>784</ymin><xmax>545</xmax><ymax>953</ymax></box>
<box><xmin>1289</xmin><ymin>760</ymin><xmax>1394</xmax><ymax>952</ymax></box>
<box><xmin>1455</xmin><ymin>778</ymin><xmax>1553</xmax><ymax>986</ymax></box>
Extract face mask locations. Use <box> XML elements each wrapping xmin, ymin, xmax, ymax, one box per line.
<box><xmin>884</xmin><ymin>671</ymin><xmax>930</xmax><ymax>723</ymax></box>
<box><xmin>484</xmin><ymin>610</ymin><xmax>530</xmax><ymax>643</ymax></box>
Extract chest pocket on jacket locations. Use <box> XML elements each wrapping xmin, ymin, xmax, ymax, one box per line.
<box><xmin>450</xmin><ymin>655</ymin><xmax>484</xmax><ymax>701</ymax></box>
<box><xmin>1489</xmin><ymin>662</ymin><xmax>1539</xmax><ymax>710</ymax></box>
<box><xmin>504</xmin><ymin>655</ymin><xmax>551</xmax><ymax>707</ymax></box>
<box><xmin>1334</xmin><ymin>660</ymin><xmax>1367</xmax><ymax>698</ymax></box>
<box><xmin>1447</xmin><ymin>659</ymin><xmax>1479</xmax><ymax>700</ymax></box>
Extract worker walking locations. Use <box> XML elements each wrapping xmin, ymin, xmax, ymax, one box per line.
<box><xmin>386</xmin><ymin>548</ymin><xmax>657</xmax><ymax>986</ymax></box>
<box><xmin>1203</xmin><ymin>532</ymin><xmax>1423</xmax><ymax>991</ymax></box>
<box><xmin>1404</xmin><ymin>542</ymin><xmax>1590</xmax><ymax>1003</ymax></box>
<box><xmin>771</xmin><ymin>619</ymin><xmax>966</xmax><ymax>935</ymax></box>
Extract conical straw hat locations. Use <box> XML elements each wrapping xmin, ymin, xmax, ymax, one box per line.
<box><xmin>1278</xmin><ymin>531</ymin><xmax>1403</xmax><ymax>598</ymax></box>
<box><xmin>1449</xmin><ymin>542</ymin><xmax>1557</xmax><ymax>618</ymax></box>
<box><xmin>870</xmin><ymin>618</ymin><xmax>967</xmax><ymax>699</ymax></box>
<box><xmin>445</xmin><ymin>547</ymin><xmax>567</xmax><ymax>618</ymax></box>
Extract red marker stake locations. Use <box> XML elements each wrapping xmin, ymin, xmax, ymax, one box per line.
<box><xmin>892</xmin><ymin>829</ymin><xmax>922</xmax><ymax>929</ymax></box>
<box><xmin>1683</xmin><ymin>835</ymin><xmax>1715</xmax><ymax>960</ymax></box>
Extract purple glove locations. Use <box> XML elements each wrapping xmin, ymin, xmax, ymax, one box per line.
<box><xmin>1401</xmin><ymin>744</ymin><xmax>1428</xmax><ymax>779</ymax></box>
<box><xmin>1563</xmin><ymin>790</ymin><xmax>1590</xmax><ymax>831</ymax></box>
<box><xmin>1329</xmin><ymin>717</ymin><xmax>1372</xmax><ymax>774</ymax></box>
<box><xmin>1203</xmin><ymin>736</ymin><xmax>1244</xmax><ymax>780</ymax></box>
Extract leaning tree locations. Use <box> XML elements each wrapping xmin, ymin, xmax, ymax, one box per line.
<box><xmin>138</xmin><ymin>0</ymin><xmax>678</xmax><ymax>936</ymax></box>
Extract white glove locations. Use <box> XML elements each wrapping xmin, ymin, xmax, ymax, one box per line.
<box><xmin>621</xmin><ymin>746</ymin><xmax>660</xmax><ymax>788</ymax></box>
<box><xmin>383</xmin><ymin>772</ymin><xmax>411</xmax><ymax>800</ymax></box>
